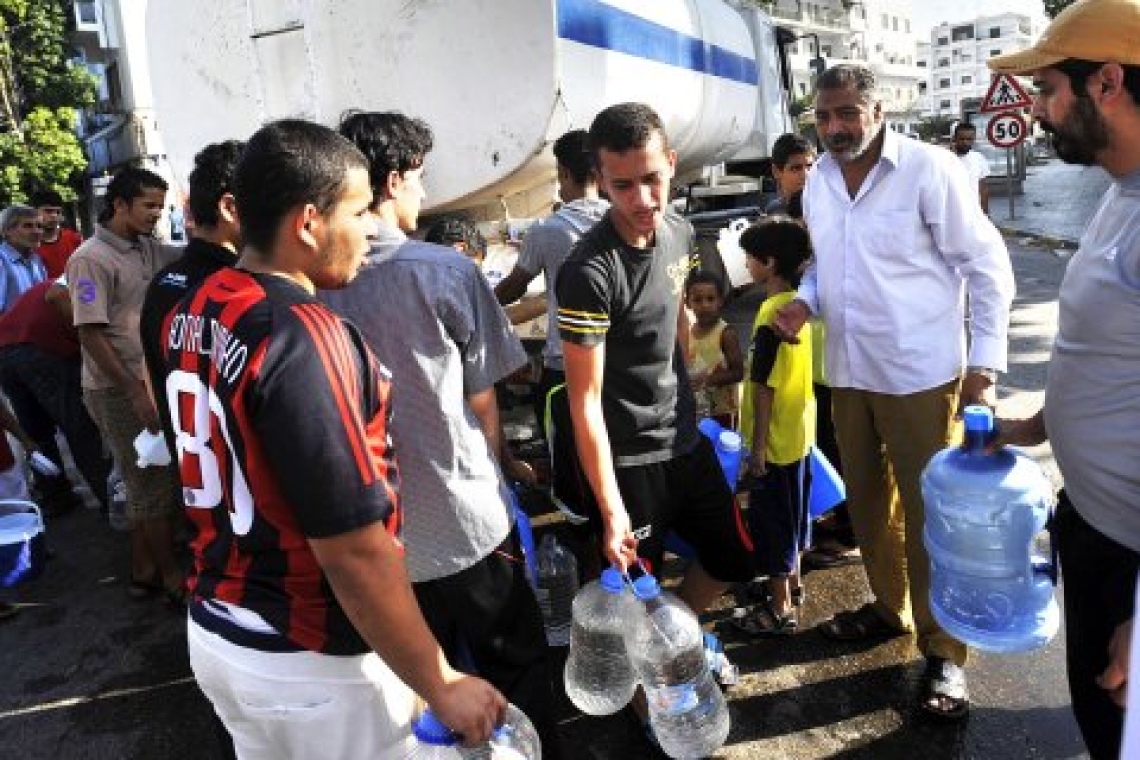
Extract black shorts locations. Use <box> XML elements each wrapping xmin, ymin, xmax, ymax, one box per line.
<box><xmin>615</xmin><ymin>436</ymin><xmax>755</xmax><ymax>583</ymax></box>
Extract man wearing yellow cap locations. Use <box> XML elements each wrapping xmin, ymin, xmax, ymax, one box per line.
<box><xmin>990</xmin><ymin>1</ymin><xmax>1140</xmax><ymax>757</ymax></box>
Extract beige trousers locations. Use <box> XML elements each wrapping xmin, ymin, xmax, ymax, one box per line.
<box><xmin>831</xmin><ymin>379</ymin><xmax>967</xmax><ymax>665</ymax></box>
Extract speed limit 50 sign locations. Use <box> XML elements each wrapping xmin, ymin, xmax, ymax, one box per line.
<box><xmin>987</xmin><ymin>112</ymin><xmax>1028</xmax><ymax>148</ymax></box>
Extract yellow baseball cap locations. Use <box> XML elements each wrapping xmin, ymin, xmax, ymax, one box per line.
<box><xmin>988</xmin><ymin>0</ymin><xmax>1140</xmax><ymax>75</ymax></box>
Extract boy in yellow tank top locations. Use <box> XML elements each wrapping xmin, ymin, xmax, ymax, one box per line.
<box><xmin>683</xmin><ymin>270</ymin><xmax>743</xmax><ymax>428</ymax></box>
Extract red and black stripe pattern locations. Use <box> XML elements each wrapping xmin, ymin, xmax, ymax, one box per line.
<box><xmin>161</xmin><ymin>268</ymin><xmax>400</xmax><ymax>655</ymax></box>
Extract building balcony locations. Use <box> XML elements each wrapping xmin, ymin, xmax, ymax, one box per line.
<box><xmin>769</xmin><ymin>5</ymin><xmax>851</xmax><ymax>32</ymax></box>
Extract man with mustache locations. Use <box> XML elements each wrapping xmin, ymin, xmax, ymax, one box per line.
<box><xmin>950</xmin><ymin>122</ymin><xmax>991</xmax><ymax>214</ymax></box>
<box><xmin>773</xmin><ymin>64</ymin><xmax>1015</xmax><ymax>720</ymax></box>
<box><xmin>988</xmin><ymin>1</ymin><xmax>1140</xmax><ymax>756</ymax></box>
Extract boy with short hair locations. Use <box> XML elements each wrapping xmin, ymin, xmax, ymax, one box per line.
<box><xmin>733</xmin><ymin>218</ymin><xmax>815</xmax><ymax>636</ymax></box>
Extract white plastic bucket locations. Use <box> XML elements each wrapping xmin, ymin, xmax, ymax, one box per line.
<box><xmin>0</xmin><ymin>500</ymin><xmax>45</xmax><ymax>588</ymax></box>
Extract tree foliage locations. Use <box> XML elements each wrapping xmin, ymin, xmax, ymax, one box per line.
<box><xmin>1042</xmin><ymin>0</ymin><xmax>1076</xmax><ymax>17</ymax></box>
<box><xmin>0</xmin><ymin>0</ymin><xmax>96</xmax><ymax>205</ymax></box>
<box><xmin>915</xmin><ymin>115</ymin><xmax>956</xmax><ymax>143</ymax></box>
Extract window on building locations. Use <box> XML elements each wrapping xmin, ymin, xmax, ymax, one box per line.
<box><xmin>941</xmin><ymin>99</ymin><xmax>952</xmax><ymax>109</ymax></box>
<box><xmin>822</xmin><ymin>45</ymin><xmax>832</xmax><ymax>57</ymax></box>
<box><xmin>990</xmin><ymin>27</ymin><xmax>1001</xmax><ymax>38</ymax></box>
<box><xmin>799</xmin><ymin>82</ymin><xmax>808</xmax><ymax>95</ymax></box>
<box><xmin>918</xmin><ymin>81</ymin><xmax>928</xmax><ymax>92</ymax></box>
<box><xmin>991</xmin><ymin>49</ymin><xmax>1002</xmax><ymax>57</ymax></box>
<box><xmin>938</xmin><ymin>36</ymin><xmax>949</xmax><ymax>45</ymax></box>
<box><xmin>892</xmin><ymin>16</ymin><xmax>899</xmax><ymax>31</ymax></box>
<box><xmin>961</xmin><ymin>75</ymin><xmax>972</xmax><ymax>84</ymax></box>
<box><xmin>882</xmin><ymin>13</ymin><xmax>889</xmax><ymax>28</ymax></box>
<box><xmin>939</xmin><ymin>78</ymin><xmax>951</xmax><ymax>89</ymax></box>
<box><xmin>937</xmin><ymin>58</ymin><xmax>950</xmax><ymax>67</ymax></box>
<box><xmin>905</xmin><ymin>19</ymin><xmax>911</xmax><ymax>33</ymax></box>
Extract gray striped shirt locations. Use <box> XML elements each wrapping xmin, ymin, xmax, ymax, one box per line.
<box><xmin>322</xmin><ymin>224</ymin><xmax>527</xmax><ymax>582</ymax></box>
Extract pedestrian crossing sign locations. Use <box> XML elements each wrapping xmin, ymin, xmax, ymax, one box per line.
<box><xmin>980</xmin><ymin>73</ymin><xmax>1033</xmax><ymax>114</ymax></box>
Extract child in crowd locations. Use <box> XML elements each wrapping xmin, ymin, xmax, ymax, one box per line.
<box><xmin>732</xmin><ymin>217</ymin><xmax>816</xmax><ymax>636</ymax></box>
<box><xmin>684</xmin><ymin>270</ymin><xmax>744</xmax><ymax>428</ymax></box>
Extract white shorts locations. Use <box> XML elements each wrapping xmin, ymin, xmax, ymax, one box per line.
<box><xmin>187</xmin><ymin>618</ymin><xmax>418</xmax><ymax>760</ymax></box>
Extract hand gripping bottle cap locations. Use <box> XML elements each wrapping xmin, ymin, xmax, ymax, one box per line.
<box><xmin>600</xmin><ymin>566</ymin><xmax>625</xmax><ymax>594</ymax></box>
<box><xmin>413</xmin><ymin>709</ymin><xmax>457</xmax><ymax>747</ymax></box>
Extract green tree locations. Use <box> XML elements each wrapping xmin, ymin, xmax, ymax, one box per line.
<box><xmin>915</xmin><ymin>115</ymin><xmax>956</xmax><ymax>143</ymax></box>
<box><xmin>0</xmin><ymin>0</ymin><xmax>96</xmax><ymax>205</ymax></box>
<box><xmin>1043</xmin><ymin>0</ymin><xmax>1076</xmax><ymax>17</ymax></box>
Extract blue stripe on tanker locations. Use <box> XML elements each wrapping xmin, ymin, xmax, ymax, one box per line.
<box><xmin>557</xmin><ymin>0</ymin><xmax>759</xmax><ymax>86</ymax></box>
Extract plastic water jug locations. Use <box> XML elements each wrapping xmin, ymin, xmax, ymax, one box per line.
<box><xmin>0</xmin><ymin>500</ymin><xmax>45</xmax><ymax>588</ymax></box>
<box><xmin>564</xmin><ymin>566</ymin><xmax>638</xmax><ymax>715</ymax></box>
<box><xmin>697</xmin><ymin>417</ymin><xmax>744</xmax><ymax>489</ymax></box>
<box><xmin>624</xmin><ymin>573</ymin><xmax>730</xmax><ymax>759</ymax></box>
<box><xmin>922</xmin><ymin>405</ymin><xmax>1059</xmax><ymax>653</ymax></box>
<box><xmin>410</xmin><ymin>704</ymin><xmax>541</xmax><ymax>759</ymax></box>
<box><xmin>509</xmin><ymin>488</ymin><xmax>538</xmax><ymax>588</ymax></box>
<box><xmin>535</xmin><ymin>534</ymin><xmax>578</xmax><ymax>647</ymax></box>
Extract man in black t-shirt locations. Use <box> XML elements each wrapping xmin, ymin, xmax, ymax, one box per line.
<box><xmin>159</xmin><ymin>120</ymin><xmax>504</xmax><ymax>759</ymax></box>
<box><xmin>141</xmin><ymin>140</ymin><xmax>244</xmax><ymax>463</ymax></box>
<box><xmin>555</xmin><ymin>103</ymin><xmax>754</xmax><ymax>617</ymax></box>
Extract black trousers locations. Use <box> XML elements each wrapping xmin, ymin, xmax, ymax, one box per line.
<box><xmin>413</xmin><ymin>530</ymin><xmax>563</xmax><ymax>760</ymax></box>
<box><xmin>0</xmin><ymin>345</ymin><xmax>111</xmax><ymax>508</ymax></box>
<box><xmin>1055</xmin><ymin>491</ymin><xmax>1139</xmax><ymax>760</ymax></box>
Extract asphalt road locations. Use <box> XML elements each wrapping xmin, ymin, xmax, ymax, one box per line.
<box><xmin>0</xmin><ymin>237</ymin><xmax>1087</xmax><ymax>759</ymax></box>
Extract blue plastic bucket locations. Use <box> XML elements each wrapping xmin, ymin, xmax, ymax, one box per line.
<box><xmin>808</xmin><ymin>446</ymin><xmax>845</xmax><ymax>519</ymax></box>
<box><xmin>0</xmin><ymin>500</ymin><xmax>45</xmax><ymax>588</ymax></box>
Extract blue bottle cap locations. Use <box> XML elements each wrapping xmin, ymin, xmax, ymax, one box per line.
<box><xmin>963</xmin><ymin>405</ymin><xmax>994</xmax><ymax>435</ymax></box>
<box><xmin>697</xmin><ymin>417</ymin><xmax>723</xmax><ymax>440</ymax></box>
<box><xmin>413</xmin><ymin>709</ymin><xmax>458</xmax><ymax>746</ymax></box>
<box><xmin>631</xmin><ymin>573</ymin><xmax>661</xmax><ymax>601</ymax></box>
<box><xmin>600</xmin><ymin>566</ymin><xmax>625</xmax><ymax>593</ymax></box>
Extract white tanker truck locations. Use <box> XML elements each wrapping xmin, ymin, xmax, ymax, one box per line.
<box><xmin>146</xmin><ymin>0</ymin><xmax>796</xmax><ymax>222</ymax></box>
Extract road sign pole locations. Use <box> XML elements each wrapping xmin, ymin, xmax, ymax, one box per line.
<box><xmin>1006</xmin><ymin>148</ymin><xmax>1015</xmax><ymax>220</ymax></box>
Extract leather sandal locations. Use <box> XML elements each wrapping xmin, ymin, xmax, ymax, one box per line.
<box><xmin>817</xmin><ymin>602</ymin><xmax>904</xmax><ymax>642</ymax></box>
<box><xmin>920</xmin><ymin>656</ymin><xmax>970</xmax><ymax>721</ymax></box>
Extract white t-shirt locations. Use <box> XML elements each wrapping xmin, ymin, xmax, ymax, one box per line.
<box><xmin>959</xmin><ymin>150</ymin><xmax>991</xmax><ymax>198</ymax></box>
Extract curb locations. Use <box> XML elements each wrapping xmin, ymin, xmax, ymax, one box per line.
<box><xmin>997</xmin><ymin>225</ymin><xmax>1077</xmax><ymax>250</ymax></box>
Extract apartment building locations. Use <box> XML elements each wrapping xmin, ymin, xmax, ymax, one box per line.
<box><xmin>69</xmin><ymin>0</ymin><xmax>170</xmax><ymax>226</ymax></box>
<box><xmin>766</xmin><ymin>0</ymin><xmax>924</xmax><ymax>134</ymax></box>
<box><xmin>917</xmin><ymin>11</ymin><xmax>1039</xmax><ymax>118</ymax></box>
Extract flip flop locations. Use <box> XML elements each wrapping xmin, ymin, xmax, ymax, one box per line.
<box><xmin>818</xmin><ymin>602</ymin><xmax>904</xmax><ymax>642</ymax></box>
<box><xmin>920</xmin><ymin>656</ymin><xmax>970</xmax><ymax>721</ymax></box>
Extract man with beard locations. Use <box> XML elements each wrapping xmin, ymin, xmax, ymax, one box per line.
<box><xmin>773</xmin><ymin>64</ymin><xmax>1015</xmax><ymax>720</ymax></box>
<box><xmin>988</xmin><ymin>1</ymin><xmax>1140</xmax><ymax>756</ymax></box>
<box><xmin>950</xmin><ymin>122</ymin><xmax>991</xmax><ymax>214</ymax></box>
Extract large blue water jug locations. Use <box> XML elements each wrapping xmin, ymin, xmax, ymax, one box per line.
<box><xmin>697</xmin><ymin>417</ymin><xmax>744</xmax><ymax>489</ymax></box>
<box><xmin>922</xmin><ymin>405</ymin><xmax>1059</xmax><ymax>653</ymax></box>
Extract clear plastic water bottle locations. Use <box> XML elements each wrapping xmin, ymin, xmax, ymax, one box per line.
<box><xmin>922</xmin><ymin>405</ymin><xmax>1059</xmax><ymax>653</ymax></box>
<box><xmin>106</xmin><ymin>469</ymin><xmax>131</xmax><ymax>532</ymax></box>
<box><xmin>410</xmin><ymin>704</ymin><xmax>541</xmax><ymax>759</ymax></box>
<box><xmin>564</xmin><ymin>566</ymin><xmax>638</xmax><ymax>715</ymax></box>
<box><xmin>624</xmin><ymin>574</ymin><xmax>730</xmax><ymax>759</ymax></box>
<box><xmin>535</xmin><ymin>533</ymin><xmax>578</xmax><ymax>647</ymax></box>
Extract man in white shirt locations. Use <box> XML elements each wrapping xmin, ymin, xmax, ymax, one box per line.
<box><xmin>774</xmin><ymin>64</ymin><xmax>1015</xmax><ymax>721</ymax></box>
<box><xmin>951</xmin><ymin>122</ymin><xmax>992</xmax><ymax>214</ymax></box>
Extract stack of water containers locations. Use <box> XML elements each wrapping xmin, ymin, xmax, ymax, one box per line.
<box><xmin>922</xmin><ymin>405</ymin><xmax>1059</xmax><ymax>652</ymax></box>
<box><xmin>411</xmin><ymin>703</ymin><xmax>541</xmax><ymax>759</ymax></box>
<box><xmin>564</xmin><ymin>566</ymin><xmax>731</xmax><ymax>759</ymax></box>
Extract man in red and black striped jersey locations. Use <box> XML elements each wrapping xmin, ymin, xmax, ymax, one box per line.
<box><xmin>161</xmin><ymin>120</ymin><xmax>504</xmax><ymax>759</ymax></box>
